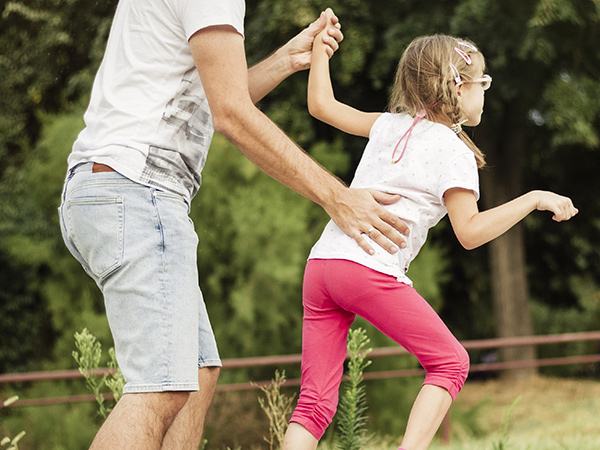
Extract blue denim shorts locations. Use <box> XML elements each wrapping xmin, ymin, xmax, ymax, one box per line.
<box><xmin>59</xmin><ymin>163</ymin><xmax>221</xmax><ymax>394</ymax></box>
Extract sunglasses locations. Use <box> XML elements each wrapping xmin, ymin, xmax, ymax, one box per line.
<box><xmin>463</xmin><ymin>74</ymin><xmax>492</xmax><ymax>91</ymax></box>
<box><xmin>450</xmin><ymin>63</ymin><xmax>492</xmax><ymax>91</ymax></box>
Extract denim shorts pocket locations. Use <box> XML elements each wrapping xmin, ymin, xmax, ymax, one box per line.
<box><xmin>64</xmin><ymin>196</ymin><xmax>124</xmax><ymax>282</ymax></box>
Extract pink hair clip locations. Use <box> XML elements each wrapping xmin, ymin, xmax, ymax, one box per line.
<box><xmin>454</xmin><ymin>47</ymin><xmax>472</xmax><ymax>65</ymax></box>
<box><xmin>457</xmin><ymin>41</ymin><xmax>478</xmax><ymax>52</ymax></box>
<box><xmin>449</xmin><ymin>63</ymin><xmax>462</xmax><ymax>85</ymax></box>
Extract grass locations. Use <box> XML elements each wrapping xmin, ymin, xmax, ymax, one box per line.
<box><xmin>317</xmin><ymin>375</ymin><xmax>600</xmax><ymax>450</ymax></box>
<box><xmin>437</xmin><ymin>375</ymin><xmax>600</xmax><ymax>450</ymax></box>
<box><xmin>66</xmin><ymin>328</ymin><xmax>600</xmax><ymax>450</ymax></box>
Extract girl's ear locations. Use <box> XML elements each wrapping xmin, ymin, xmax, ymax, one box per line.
<box><xmin>455</xmin><ymin>85</ymin><xmax>464</xmax><ymax>115</ymax></box>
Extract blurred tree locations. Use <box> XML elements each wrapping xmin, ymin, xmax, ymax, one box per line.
<box><xmin>1</xmin><ymin>0</ymin><xmax>599</xmax><ymax>383</ymax></box>
<box><xmin>0</xmin><ymin>0</ymin><xmax>598</xmax><ymax>446</ymax></box>
<box><xmin>449</xmin><ymin>0</ymin><xmax>600</xmax><ymax>378</ymax></box>
<box><xmin>0</xmin><ymin>111</ymin><xmax>112</xmax><ymax>371</ymax></box>
<box><xmin>0</xmin><ymin>0</ymin><xmax>117</xmax><ymax>175</ymax></box>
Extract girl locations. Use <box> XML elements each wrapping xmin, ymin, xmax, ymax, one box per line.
<box><xmin>282</xmin><ymin>31</ymin><xmax>578</xmax><ymax>450</ymax></box>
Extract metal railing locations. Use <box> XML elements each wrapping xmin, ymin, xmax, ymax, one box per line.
<box><xmin>1</xmin><ymin>331</ymin><xmax>599</xmax><ymax>409</ymax></box>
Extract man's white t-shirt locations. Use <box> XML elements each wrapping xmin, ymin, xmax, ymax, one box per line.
<box><xmin>309</xmin><ymin>113</ymin><xmax>480</xmax><ymax>285</ymax></box>
<box><xmin>69</xmin><ymin>0</ymin><xmax>245</xmax><ymax>203</ymax></box>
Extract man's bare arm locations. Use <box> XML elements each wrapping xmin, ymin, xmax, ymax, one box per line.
<box><xmin>190</xmin><ymin>26</ymin><xmax>408</xmax><ymax>254</ymax></box>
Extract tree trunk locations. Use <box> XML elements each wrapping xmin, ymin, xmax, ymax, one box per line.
<box><xmin>479</xmin><ymin>99</ymin><xmax>537</xmax><ymax>380</ymax></box>
<box><xmin>488</xmin><ymin>226</ymin><xmax>537</xmax><ymax>380</ymax></box>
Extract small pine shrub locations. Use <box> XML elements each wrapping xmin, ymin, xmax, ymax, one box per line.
<box><xmin>335</xmin><ymin>328</ymin><xmax>373</xmax><ymax>450</ymax></box>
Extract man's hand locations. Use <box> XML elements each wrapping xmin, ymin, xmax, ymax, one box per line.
<box><xmin>325</xmin><ymin>188</ymin><xmax>409</xmax><ymax>255</ymax></box>
<box><xmin>283</xmin><ymin>8</ymin><xmax>344</xmax><ymax>72</ymax></box>
<box><xmin>246</xmin><ymin>9</ymin><xmax>342</xmax><ymax>103</ymax></box>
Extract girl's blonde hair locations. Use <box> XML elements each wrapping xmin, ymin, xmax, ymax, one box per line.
<box><xmin>388</xmin><ymin>34</ymin><xmax>486</xmax><ymax>168</ymax></box>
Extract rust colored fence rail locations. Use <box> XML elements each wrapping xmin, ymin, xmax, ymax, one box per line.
<box><xmin>1</xmin><ymin>331</ymin><xmax>599</xmax><ymax>409</ymax></box>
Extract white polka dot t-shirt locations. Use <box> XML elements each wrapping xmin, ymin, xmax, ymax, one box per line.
<box><xmin>308</xmin><ymin>112</ymin><xmax>480</xmax><ymax>285</ymax></box>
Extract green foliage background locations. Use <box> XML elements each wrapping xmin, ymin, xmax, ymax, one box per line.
<box><xmin>1</xmin><ymin>0</ymin><xmax>600</xmax><ymax>448</ymax></box>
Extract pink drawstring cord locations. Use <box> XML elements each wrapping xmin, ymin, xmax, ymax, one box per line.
<box><xmin>392</xmin><ymin>109</ymin><xmax>427</xmax><ymax>163</ymax></box>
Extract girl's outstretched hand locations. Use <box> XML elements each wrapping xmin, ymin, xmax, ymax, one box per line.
<box><xmin>534</xmin><ymin>190</ymin><xmax>579</xmax><ymax>222</ymax></box>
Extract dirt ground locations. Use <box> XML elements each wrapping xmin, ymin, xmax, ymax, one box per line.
<box><xmin>446</xmin><ymin>375</ymin><xmax>600</xmax><ymax>448</ymax></box>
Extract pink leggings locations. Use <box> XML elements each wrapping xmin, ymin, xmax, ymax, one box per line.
<box><xmin>290</xmin><ymin>259</ymin><xmax>469</xmax><ymax>440</ymax></box>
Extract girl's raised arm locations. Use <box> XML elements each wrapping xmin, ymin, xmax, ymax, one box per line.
<box><xmin>308</xmin><ymin>26</ymin><xmax>381</xmax><ymax>138</ymax></box>
<box><xmin>445</xmin><ymin>188</ymin><xmax>578</xmax><ymax>250</ymax></box>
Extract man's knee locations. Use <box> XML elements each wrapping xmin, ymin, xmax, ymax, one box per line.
<box><xmin>121</xmin><ymin>391</ymin><xmax>189</xmax><ymax>423</ymax></box>
<box><xmin>154</xmin><ymin>391</ymin><xmax>189</xmax><ymax>412</ymax></box>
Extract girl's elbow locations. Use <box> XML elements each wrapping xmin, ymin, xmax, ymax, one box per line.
<box><xmin>308</xmin><ymin>103</ymin><xmax>328</xmax><ymax>123</ymax></box>
<box><xmin>456</xmin><ymin>232</ymin><xmax>481</xmax><ymax>251</ymax></box>
<box><xmin>307</xmin><ymin>96</ymin><xmax>324</xmax><ymax>120</ymax></box>
<box><xmin>462</xmin><ymin>241</ymin><xmax>479</xmax><ymax>251</ymax></box>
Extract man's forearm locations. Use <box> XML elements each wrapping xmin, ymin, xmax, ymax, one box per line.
<box><xmin>217</xmin><ymin>98</ymin><xmax>344</xmax><ymax>207</ymax></box>
<box><xmin>192</xmin><ymin>26</ymin><xmax>333</xmax><ymax>202</ymax></box>
<box><xmin>248</xmin><ymin>47</ymin><xmax>295</xmax><ymax>104</ymax></box>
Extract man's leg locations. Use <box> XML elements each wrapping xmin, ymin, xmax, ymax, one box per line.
<box><xmin>61</xmin><ymin>169</ymin><xmax>221</xmax><ymax>448</ymax></box>
<box><xmin>89</xmin><ymin>391</ymin><xmax>189</xmax><ymax>450</ymax></box>
<box><xmin>161</xmin><ymin>367</ymin><xmax>220</xmax><ymax>450</ymax></box>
